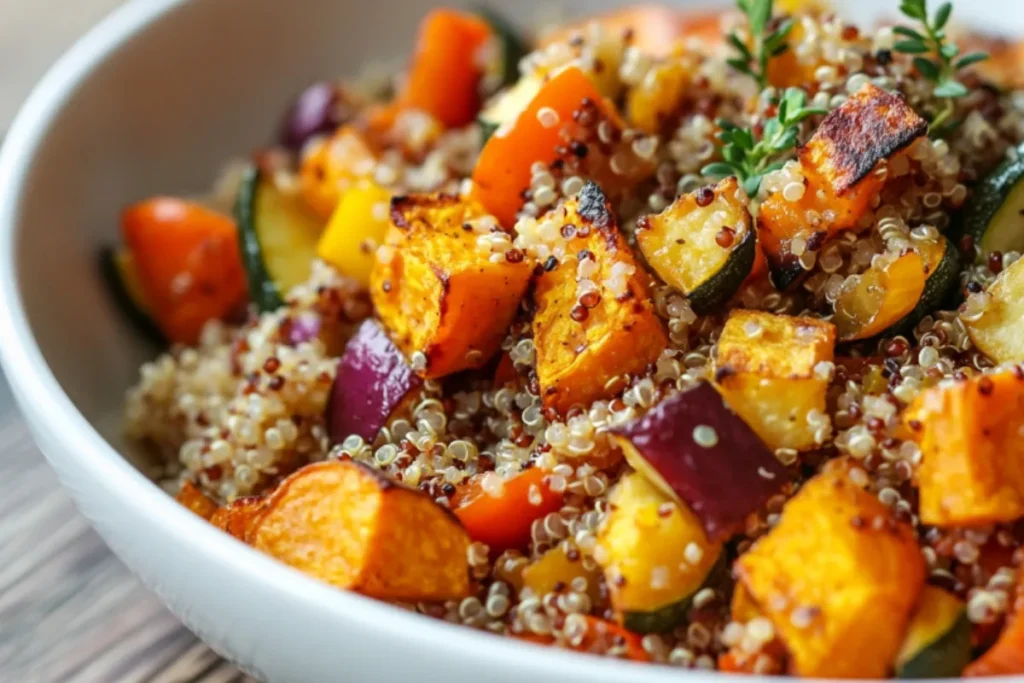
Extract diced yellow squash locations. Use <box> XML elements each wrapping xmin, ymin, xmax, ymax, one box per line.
<box><xmin>371</xmin><ymin>193</ymin><xmax>533</xmax><ymax>378</ymax></box>
<box><xmin>532</xmin><ymin>183</ymin><xmax>668</xmax><ymax>414</ymax></box>
<box><xmin>714</xmin><ymin>310</ymin><xmax>836</xmax><ymax>450</ymax></box>
<box><xmin>522</xmin><ymin>543</ymin><xmax>602</xmax><ymax>604</ymax></box>
<box><xmin>317</xmin><ymin>179</ymin><xmax>392</xmax><ymax>287</ymax></box>
<box><xmin>833</xmin><ymin>250</ymin><xmax>925</xmax><ymax>341</ymax></box>
<box><xmin>904</xmin><ymin>369</ymin><xmax>1024</xmax><ymax>526</ymax></box>
<box><xmin>636</xmin><ymin>177</ymin><xmax>755</xmax><ymax>312</ymax></box>
<box><xmin>758</xmin><ymin>84</ymin><xmax>926</xmax><ymax>287</ymax></box>
<box><xmin>735</xmin><ymin>468</ymin><xmax>926</xmax><ymax>678</ymax></box>
<box><xmin>597</xmin><ymin>472</ymin><xmax>722</xmax><ymax>628</ymax></box>
<box><xmin>299</xmin><ymin>125</ymin><xmax>378</xmax><ymax>218</ymax></box>
<box><xmin>252</xmin><ymin>461</ymin><xmax>471</xmax><ymax>601</ymax></box>
<box><xmin>626</xmin><ymin>58</ymin><xmax>693</xmax><ymax>134</ymax></box>
<box><xmin>964</xmin><ymin>256</ymin><xmax>1024</xmax><ymax>364</ymax></box>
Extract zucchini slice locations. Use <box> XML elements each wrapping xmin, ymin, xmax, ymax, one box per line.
<box><xmin>636</xmin><ymin>177</ymin><xmax>756</xmax><ymax>314</ymax></box>
<box><xmin>235</xmin><ymin>166</ymin><xmax>325</xmax><ymax>312</ymax></box>
<box><xmin>833</xmin><ymin>236</ymin><xmax>959</xmax><ymax>342</ymax></box>
<box><xmin>895</xmin><ymin>586</ymin><xmax>972</xmax><ymax>679</ymax></box>
<box><xmin>964</xmin><ymin>254</ymin><xmax>1024</xmax><ymax>364</ymax></box>
<box><xmin>99</xmin><ymin>246</ymin><xmax>165</xmax><ymax>345</ymax></box>
<box><xmin>476</xmin><ymin>6</ymin><xmax>528</xmax><ymax>88</ymax></box>
<box><xmin>960</xmin><ymin>142</ymin><xmax>1024</xmax><ymax>256</ymax></box>
<box><xmin>597</xmin><ymin>472</ymin><xmax>724</xmax><ymax>634</ymax></box>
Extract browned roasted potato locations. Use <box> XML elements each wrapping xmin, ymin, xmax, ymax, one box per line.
<box><xmin>251</xmin><ymin>460</ymin><xmax>471</xmax><ymax>601</ymax></box>
<box><xmin>175</xmin><ymin>481</ymin><xmax>218</xmax><ymax>520</ymax></box>
<box><xmin>371</xmin><ymin>193</ymin><xmax>533</xmax><ymax>379</ymax></box>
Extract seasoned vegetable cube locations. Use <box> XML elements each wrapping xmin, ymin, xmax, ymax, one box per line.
<box><xmin>964</xmin><ymin>256</ymin><xmax>1024</xmax><ymax>364</ymax></box>
<box><xmin>521</xmin><ymin>543</ymin><xmax>602</xmax><ymax>604</ymax></box>
<box><xmin>299</xmin><ymin>125</ymin><xmax>377</xmax><ymax>218</ymax></box>
<box><xmin>965</xmin><ymin>570</ymin><xmax>1024</xmax><ymax>676</ymax></box>
<box><xmin>735</xmin><ymin>468</ymin><xmax>926</xmax><ymax>678</ymax></box>
<box><xmin>252</xmin><ymin>461</ymin><xmax>471</xmax><ymax>601</ymax></box>
<box><xmin>895</xmin><ymin>585</ymin><xmax>972</xmax><ymax>679</ymax></box>
<box><xmin>637</xmin><ymin>177</ymin><xmax>756</xmax><ymax>313</ymax></box>
<box><xmin>611</xmin><ymin>380</ymin><xmax>789</xmax><ymax>541</ymax></box>
<box><xmin>714</xmin><ymin>310</ymin><xmax>836</xmax><ymax>451</ymax></box>
<box><xmin>532</xmin><ymin>183</ymin><xmax>668</xmax><ymax>414</ymax></box>
<box><xmin>904</xmin><ymin>369</ymin><xmax>1024</xmax><ymax>526</ymax></box>
<box><xmin>371</xmin><ymin>193</ymin><xmax>532</xmax><ymax>378</ymax></box>
<box><xmin>210</xmin><ymin>496</ymin><xmax>267</xmax><ymax>542</ymax></box>
<box><xmin>175</xmin><ymin>481</ymin><xmax>218</xmax><ymax>520</ymax></box>
<box><xmin>758</xmin><ymin>84</ymin><xmax>927</xmax><ymax>288</ymax></box>
<box><xmin>317</xmin><ymin>179</ymin><xmax>392</xmax><ymax>287</ymax></box>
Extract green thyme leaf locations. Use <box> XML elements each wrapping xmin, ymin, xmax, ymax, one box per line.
<box><xmin>933</xmin><ymin>80</ymin><xmax>968</xmax><ymax>98</ymax></box>
<box><xmin>895</xmin><ymin>40</ymin><xmax>930</xmax><ymax>54</ymax></box>
<box><xmin>933</xmin><ymin>2</ymin><xmax>953</xmax><ymax>30</ymax></box>
<box><xmin>913</xmin><ymin>57</ymin><xmax>941</xmax><ymax>80</ymax></box>
<box><xmin>955</xmin><ymin>52</ymin><xmax>989</xmax><ymax>69</ymax></box>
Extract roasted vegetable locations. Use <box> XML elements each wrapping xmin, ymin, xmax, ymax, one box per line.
<box><xmin>532</xmin><ymin>184</ymin><xmax>668</xmax><ymax>414</ymax></box>
<box><xmin>521</xmin><ymin>543</ymin><xmax>602</xmax><ymax>604</ymax></box>
<box><xmin>235</xmin><ymin>166</ymin><xmax>324</xmax><ymax>312</ymax></box>
<box><xmin>121</xmin><ymin>197</ymin><xmax>247</xmax><ymax>345</ymax></box>
<box><xmin>518</xmin><ymin>615</ymin><xmax>651</xmax><ymax>661</ymax></box>
<box><xmin>99</xmin><ymin>246</ymin><xmax>164</xmax><ymax>345</ymax></box>
<box><xmin>476</xmin><ymin>7</ymin><xmax>528</xmax><ymax>88</ymax></box>
<box><xmin>210</xmin><ymin>496</ymin><xmax>267</xmax><ymax>542</ymax></box>
<box><xmin>175</xmin><ymin>481</ymin><xmax>218</xmax><ymax>520</ymax></box>
<box><xmin>451</xmin><ymin>467</ymin><xmax>563</xmax><ymax>554</ymax></box>
<box><xmin>964</xmin><ymin>255</ymin><xmax>1024</xmax><ymax>364</ymax></box>
<box><xmin>299</xmin><ymin>125</ymin><xmax>377</xmax><ymax>218</ymax></box>
<box><xmin>317</xmin><ymin>179</ymin><xmax>392</xmax><ymax>287</ymax></box>
<box><xmin>395</xmin><ymin>9</ymin><xmax>492</xmax><ymax>128</ymax></box>
<box><xmin>471</xmin><ymin>67</ymin><xmax>613</xmax><ymax>227</ymax></box>
<box><xmin>965</xmin><ymin>571</ymin><xmax>1024</xmax><ymax>676</ymax></box>
<box><xmin>735</xmin><ymin>468</ymin><xmax>926</xmax><ymax>678</ymax></box>
<box><xmin>611</xmin><ymin>380</ymin><xmax>788</xmax><ymax>541</ymax></box>
<box><xmin>895</xmin><ymin>586</ymin><xmax>972</xmax><ymax>679</ymax></box>
<box><xmin>327</xmin><ymin>320</ymin><xmax>422</xmax><ymax>445</ymax></box>
<box><xmin>960</xmin><ymin>144</ymin><xmax>1024</xmax><ymax>257</ymax></box>
<box><xmin>904</xmin><ymin>369</ymin><xmax>1024</xmax><ymax>526</ymax></box>
<box><xmin>597</xmin><ymin>472</ymin><xmax>723</xmax><ymax>634</ymax></box>
<box><xmin>714</xmin><ymin>310</ymin><xmax>836</xmax><ymax>451</ymax></box>
<box><xmin>758</xmin><ymin>84</ymin><xmax>927</xmax><ymax>288</ymax></box>
<box><xmin>252</xmin><ymin>460</ymin><xmax>471</xmax><ymax>601</ymax></box>
<box><xmin>626</xmin><ymin>58</ymin><xmax>693</xmax><ymax>134</ymax></box>
<box><xmin>637</xmin><ymin>178</ymin><xmax>756</xmax><ymax>313</ymax></box>
<box><xmin>371</xmin><ymin>193</ymin><xmax>532</xmax><ymax>378</ymax></box>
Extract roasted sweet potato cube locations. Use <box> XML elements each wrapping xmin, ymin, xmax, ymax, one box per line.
<box><xmin>299</xmin><ymin>125</ymin><xmax>378</xmax><ymax>218</ymax></box>
<box><xmin>210</xmin><ymin>496</ymin><xmax>268</xmax><ymax>542</ymax></box>
<box><xmin>532</xmin><ymin>183</ymin><xmax>668</xmax><ymax>414</ymax></box>
<box><xmin>252</xmin><ymin>461</ymin><xmax>471</xmax><ymax>601</ymax></box>
<box><xmin>370</xmin><ymin>194</ymin><xmax>532</xmax><ymax>379</ymax></box>
<box><xmin>175</xmin><ymin>481</ymin><xmax>218</xmax><ymax>520</ymax></box>
<box><xmin>758</xmin><ymin>84</ymin><xmax>926</xmax><ymax>288</ymax></box>
<box><xmin>904</xmin><ymin>369</ymin><xmax>1024</xmax><ymax>526</ymax></box>
<box><xmin>735</xmin><ymin>468</ymin><xmax>926</xmax><ymax>678</ymax></box>
<box><xmin>714</xmin><ymin>310</ymin><xmax>835</xmax><ymax>451</ymax></box>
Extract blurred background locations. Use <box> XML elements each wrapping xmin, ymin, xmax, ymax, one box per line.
<box><xmin>0</xmin><ymin>2</ymin><xmax>252</xmax><ymax>682</ymax></box>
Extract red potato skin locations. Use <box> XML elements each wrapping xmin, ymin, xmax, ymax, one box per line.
<box><xmin>611</xmin><ymin>380</ymin><xmax>789</xmax><ymax>541</ymax></box>
<box><xmin>327</xmin><ymin>320</ymin><xmax>421</xmax><ymax>444</ymax></box>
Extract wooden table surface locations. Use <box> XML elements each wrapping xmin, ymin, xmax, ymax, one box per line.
<box><xmin>0</xmin><ymin>2</ymin><xmax>253</xmax><ymax>681</ymax></box>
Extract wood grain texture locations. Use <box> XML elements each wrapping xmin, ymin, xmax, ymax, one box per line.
<box><xmin>0</xmin><ymin>379</ymin><xmax>256</xmax><ymax>682</ymax></box>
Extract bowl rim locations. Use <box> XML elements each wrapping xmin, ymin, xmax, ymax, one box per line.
<box><xmin>0</xmin><ymin>1</ymin><xmax>978</xmax><ymax>682</ymax></box>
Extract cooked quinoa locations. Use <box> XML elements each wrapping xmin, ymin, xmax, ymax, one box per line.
<box><xmin>118</xmin><ymin>1</ymin><xmax>1024</xmax><ymax>676</ymax></box>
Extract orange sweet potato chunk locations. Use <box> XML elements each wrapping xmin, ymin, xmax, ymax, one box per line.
<box><xmin>532</xmin><ymin>183</ymin><xmax>668</xmax><ymax>414</ymax></box>
<box><xmin>905</xmin><ymin>369</ymin><xmax>1024</xmax><ymax>526</ymax></box>
<box><xmin>252</xmin><ymin>460</ymin><xmax>471</xmax><ymax>601</ymax></box>
<box><xmin>298</xmin><ymin>125</ymin><xmax>378</xmax><ymax>218</ymax></box>
<box><xmin>370</xmin><ymin>193</ymin><xmax>532</xmax><ymax>378</ymax></box>
<box><xmin>735</xmin><ymin>468</ymin><xmax>926</xmax><ymax>678</ymax></box>
<box><xmin>210</xmin><ymin>496</ymin><xmax>268</xmax><ymax>542</ymax></box>
<box><xmin>175</xmin><ymin>481</ymin><xmax>218</xmax><ymax>520</ymax></box>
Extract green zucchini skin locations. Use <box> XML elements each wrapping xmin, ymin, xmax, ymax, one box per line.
<box><xmin>620</xmin><ymin>552</ymin><xmax>727</xmax><ymax>634</ymax></box>
<box><xmin>98</xmin><ymin>246</ymin><xmax>165</xmax><ymax>346</ymax></box>
<box><xmin>896</xmin><ymin>611</ymin><xmax>972</xmax><ymax>679</ymax></box>
<box><xmin>476</xmin><ymin>6</ymin><xmax>528</xmax><ymax>88</ymax></box>
<box><xmin>881</xmin><ymin>238</ymin><xmax>961</xmax><ymax>340</ymax></box>
<box><xmin>234</xmin><ymin>166</ymin><xmax>285</xmax><ymax>313</ymax></box>
<box><xmin>960</xmin><ymin>142</ymin><xmax>1024</xmax><ymax>256</ymax></box>
<box><xmin>769</xmin><ymin>256</ymin><xmax>806</xmax><ymax>293</ymax></box>
<box><xmin>688</xmin><ymin>228</ymin><xmax>757</xmax><ymax>315</ymax></box>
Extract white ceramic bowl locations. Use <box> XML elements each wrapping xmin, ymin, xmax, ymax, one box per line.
<box><xmin>0</xmin><ymin>1</ymin><xmax>1021</xmax><ymax>681</ymax></box>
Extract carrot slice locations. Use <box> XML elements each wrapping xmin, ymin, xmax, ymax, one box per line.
<box><xmin>397</xmin><ymin>9</ymin><xmax>492</xmax><ymax>128</ymax></box>
<box><xmin>121</xmin><ymin>198</ymin><xmax>247</xmax><ymax>344</ymax></box>
<box><xmin>452</xmin><ymin>467</ymin><xmax>564</xmax><ymax>553</ymax></box>
<box><xmin>470</xmin><ymin>67</ymin><xmax>611</xmax><ymax>227</ymax></box>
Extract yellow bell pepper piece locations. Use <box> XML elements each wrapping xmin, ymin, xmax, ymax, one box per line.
<box><xmin>317</xmin><ymin>180</ymin><xmax>392</xmax><ymax>287</ymax></box>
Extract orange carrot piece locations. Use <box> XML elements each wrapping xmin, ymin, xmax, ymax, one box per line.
<box><xmin>966</xmin><ymin>574</ymin><xmax>1024</xmax><ymax>675</ymax></box>
<box><xmin>397</xmin><ymin>9</ymin><xmax>492</xmax><ymax>128</ymax></box>
<box><xmin>493</xmin><ymin>352</ymin><xmax>519</xmax><ymax>388</ymax></box>
<box><xmin>121</xmin><ymin>199</ymin><xmax>246</xmax><ymax>345</ymax></box>
<box><xmin>517</xmin><ymin>616</ymin><xmax>651</xmax><ymax>661</ymax></box>
<box><xmin>471</xmin><ymin>67</ymin><xmax>610</xmax><ymax>227</ymax></box>
<box><xmin>452</xmin><ymin>467</ymin><xmax>563</xmax><ymax>553</ymax></box>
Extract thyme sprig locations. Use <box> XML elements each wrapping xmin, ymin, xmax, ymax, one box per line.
<box><xmin>726</xmin><ymin>0</ymin><xmax>795</xmax><ymax>89</ymax></box>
